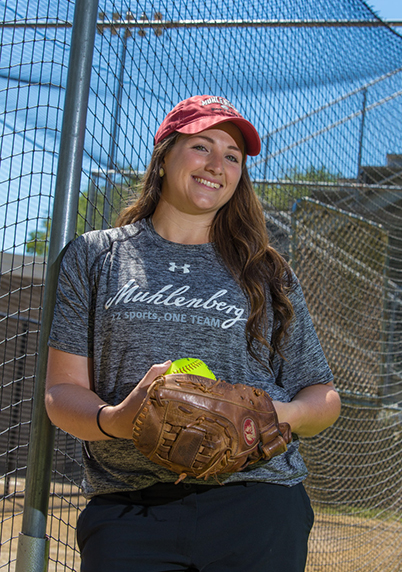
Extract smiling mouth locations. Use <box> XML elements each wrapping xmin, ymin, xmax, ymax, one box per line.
<box><xmin>193</xmin><ymin>176</ymin><xmax>221</xmax><ymax>189</ymax></box>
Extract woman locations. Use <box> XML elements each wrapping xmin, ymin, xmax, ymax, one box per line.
<box><xmin>45</xmin><ymin>95</ymin><xmax>341</xmax><ymax>572</ymax></box>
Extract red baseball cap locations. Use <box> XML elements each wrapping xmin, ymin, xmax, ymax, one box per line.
<box><xmin>154</xmin><ymin>95</ymin><xmax>261</xmax><ymax>156</ymax></box>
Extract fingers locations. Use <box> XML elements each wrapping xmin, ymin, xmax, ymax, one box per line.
<box><xmin>150</xmin><ymin>360</ymin><xmax>172</xmax><ymax>376</ymax></box>
<box><xmin>137</xmin><ymin>360</ymin><xmax>172</xmax><ymax>389</ymax></box>
<box><xmin>110</xmin><ymin>361</ymin><xmax>172</xmax><ymax>438</ymax></box>
<box><xmin>147</xmin><ymin>360</ymin><xmax>172</xmax><ymax>379</ymax></box>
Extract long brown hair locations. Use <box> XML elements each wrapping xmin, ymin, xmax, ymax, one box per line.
<box><xmin>116</xmin><ymin>132</ymin><xmax>294</xmax><ymax>368</ymax></box>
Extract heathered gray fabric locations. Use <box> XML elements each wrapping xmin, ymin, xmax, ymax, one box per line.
<box><xmin>49</xmin><ymin>219</ymin><xmax>333</xmax><ymax>498</ymax></box>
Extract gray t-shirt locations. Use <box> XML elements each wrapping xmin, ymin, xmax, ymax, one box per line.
<box><xmin>49</xmin><ymin>219</ymin><xmax>333</xmax><ymax>497</ymax></box>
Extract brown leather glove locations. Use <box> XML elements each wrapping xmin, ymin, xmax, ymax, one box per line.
<box><xmin>132</xmin><ymin>373</ymin><xmax>292</xmax><ymax>483</ymax></box>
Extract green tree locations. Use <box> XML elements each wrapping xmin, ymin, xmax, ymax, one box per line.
<box><xmin>26</xmin><ymin>217</ymin><xmax>52</xmax><ymax>257</ymax></box>
<box><xmin>256</xmin><ymin>165</ymin><xmax>340</xmax><ymax>211</ymax></box>
<box><xmin>26</xmin><ymin>170</ymin><xmax>141</xmax><ymax>255</ymax></box>
<box><xmin>77</xmin><ymin>170</ymin><xmax>141</xmax><ymax>234</ymax></box>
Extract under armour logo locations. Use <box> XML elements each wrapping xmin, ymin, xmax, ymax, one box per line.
<box><xmin>169</xmin><ymin>263</ymin><xmax>190</xmax><ymax>274</ymax></box>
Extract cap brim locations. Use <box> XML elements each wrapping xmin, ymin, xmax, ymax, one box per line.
<box><xmin>176</xmin><ymin>117</ymin><xmax>261</xmax><ymax>156</ymax></box>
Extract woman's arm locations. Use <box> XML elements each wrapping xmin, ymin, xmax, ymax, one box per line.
<box><xmin>45</xmin><ymin>347</ymin><xmax>171</xmax><ymax>440</ymax></box>
<box><xmin>273</xmin><ymin>381</ymin><xmax>341</xmax><ymax>438</ymax></box>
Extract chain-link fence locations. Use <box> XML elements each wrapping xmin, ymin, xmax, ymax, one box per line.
<box><xmin>1</xmin><ymin>0</ymin><xmax>402</xmax><ymax>570</ymax></box>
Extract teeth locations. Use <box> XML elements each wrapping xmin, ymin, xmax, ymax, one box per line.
<box><xmin>194</xmin><ymin>177</ymin><xmax>220</xmax><ymax>189</ymax></box>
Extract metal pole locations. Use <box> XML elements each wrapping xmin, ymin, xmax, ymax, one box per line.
<box><xmin>290</xmin><ymin>200</ymin><xmax>300</xmax><ymax>271</ymax></box>
<box><xmin>379</xmin><ymin>237</ymin><xmax>391</xmax><ymax>405</ymax></box>
<box><xmin>357</xmin><ymin>88</ymin><xmax>367</xmax><ymax>180</ymax></box>
<box><xmin>103</xmin><ymin>26</ymin><xmax>129</xmax><ymax>229</ymax></box>
<box><xmin>262</xmin><ymin>135</ymin><xmax>269</xmax><ymax>201</ymax></box>
<box><xmin>4</xmin><ymin>321</ymin><xmax>28</xmax><ymax>498</ymax></box>
<box><xmin>4</xmin><ymin>18</ymin><xmax>402</xmax><ymax>29</ymax></box>
<box><xmin>85</xmin><ymin>176</ymin><xmax>96</xmax><ymax>232</ymax></box>
<box><xmin>15</xmin><ymin>1</ymin><xmax>98</xmax><ymax>571</ymax></box>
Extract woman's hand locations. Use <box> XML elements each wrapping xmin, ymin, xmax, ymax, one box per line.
<box><xmin>98</xmin><ymin>361</ymin><xmax>172</xmax><ymax>439</ymax></box>
<box><xmin>45</xmin><ymin>347</ymin><xmax>171</xmax><ymax>441</ymax></box>
<box><xmin>272</xmin><ymin>381</ymin><xmax>341</xmax><ymax>438</ymax></box>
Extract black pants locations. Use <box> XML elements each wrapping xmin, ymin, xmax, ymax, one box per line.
<box><xmin>77</xmin><ymin>481</ymin><xmax>314</xmax><ymax>572</ymax></box>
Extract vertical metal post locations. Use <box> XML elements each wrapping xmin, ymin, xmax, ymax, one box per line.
<box><xmin>85</xmin><ymin>175</ymin><xmax>96</xmax><ymax>232</ymax></box>
<box><xmin>357</xmin><ymin>88</ymin><xmax>367</xmax><ymax>180</ymax></box>
<box><xmin>261</xmin><ymin>135</ymin><xmax>270</xmax><ymax>202</ymax></box>
<box><xmin>5</xmin><ymin>321</ymin><xmax>28</xmax><ymax>497</ymax></box>
<box><xmin>290</xmin><ymin>199</ymin><xmax>300</xmax><ymax>271</ymax></box>
<box><xmin>103</xmin><ymin>25</ymin><xmax>129</xmax><ymax>229</ymax></box>
<box><xmin>16</xmin><ymin>1</ymin><xmax>98</xmax><ymax>571</ymax></box>
<box><xmin>379</xmin><ymin>236</ymin><xmax>391</xmax><ymax>404</ymax></box>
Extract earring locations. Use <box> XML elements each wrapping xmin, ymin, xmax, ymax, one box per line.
<box><xmin>159</xmin><ymin>167</ymin><xmax>165</xmax><ymax>177</ymax></box>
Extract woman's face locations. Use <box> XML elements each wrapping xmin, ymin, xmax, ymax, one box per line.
<box><xmin>160</xmin><ymin>122</ymin><xmax>244</xmax><ymax>219</ymax></box>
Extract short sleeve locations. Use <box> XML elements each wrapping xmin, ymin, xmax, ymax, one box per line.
<box><xmin>271</xmin><ymin>275</ymin><xmax>334</xmax><ymax>399</ymax></box>
<box><xmin>48</xmin><ymin>235</ymin><xmax>97</xmax><ymax>357</ymax></box>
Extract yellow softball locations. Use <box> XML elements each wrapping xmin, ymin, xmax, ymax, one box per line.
<box><xmin>166</xmin><ymin>357</ymin><xmax>216</xmax><ymax>380</ymax></box>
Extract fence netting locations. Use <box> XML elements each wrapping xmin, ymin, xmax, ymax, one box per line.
<box><xmin>1</xmin><ymin>0</ymin><xmax>402</xmax><ymax>570</ymax></box>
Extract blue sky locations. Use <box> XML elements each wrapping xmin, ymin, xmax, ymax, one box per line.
<box><xmin>368</xmin><ymin>0</ymin><xmax>402</xmax><ymax>20</ymax></box>
<box><xmin>2</xmin><ymin>0</ymin><xmax>402</xmax><ymax>254</ymax></box>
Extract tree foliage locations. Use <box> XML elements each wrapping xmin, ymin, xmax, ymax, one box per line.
<box><xmin>25</xmin><ymin>167</ymin><xmax>339</xmax><ymax>255</ymax></box>
<box><xmin>256</xmin><ymin>165</ymin><xmax>340</xmax><ymax>210</ymax></box>
<box><xmin>26</xmin><ymin>217</ymin><xmax>52</xmax><ymax>257</ymax></box>
<box><xmin>25</xmin><ymin>171</ymin><xmax>141</xmax><ymax>255</ymax></box>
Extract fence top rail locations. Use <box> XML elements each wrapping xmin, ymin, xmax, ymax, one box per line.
<box><xmin>1</xmin><ymin>18</ymin><xmax>402</xmax><ymax>29</ymax></box>
<box><xmin>259</xmin><ymin>67</ymin><xmax>402</xmax><ymax>141</ymax></box>
<box><xmin>254</xmin><ymin>180</ymin><xmax>402</xmax><ymax>192</ymax></box>
<box><xmin>251</xmin><ymin>89</ymin><xmax>402</xmax><ymax>168</ymax></box>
